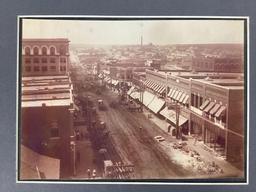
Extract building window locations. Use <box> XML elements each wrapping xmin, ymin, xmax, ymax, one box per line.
<box><xmin>33</xmin><ymin>47</ymin><xmax>39</xmax><ymax>55</ymax></box>
<box><xmin>50</xmin><ymin>47</ymin><xmax>56</xmax><ymax>55</ymax></box>
<box><xmin>42</xmin><ymin>47</ymin><xmax>47</xmax><ymax>55</ymax></box>
<box><xmin>25</xmin><ymin>66</ymin><xmax>31</xmax><ymax>72</ymax></box>
<box><xmin>60</xmin><ymin>66</ymin><xmax>66</xmax><ymax>71</ymax></box>
<box><xmin>50</xmin><ymin>66</ymin><xmax>56</xmax><ymax>71</ymax></box>
<box><xmin>42</xmin><ymin>58</ymin><xmax>47</xmax><ymax>63</ymax></box>
<box><xmin>50</xmin><ymin>121</ymin><xmax>59</xmax><ymax>138</ymax></box>
<box><xmin>42</xmin><ymin>66</ymin><xmax>48</xmax><ymax>72</ymax></box>
<box><xmin>25</xmin><ymin>58</ymin><xmax>31</xmax><ymax>64</ymax></box>
<box><xmin>60</xmin><ymin>58</ymin><xmax>66</xmax><ymax>63</ymax></box>
<box><xmin>25</xmin><ymin>47</ymin><xmax>31</xmax><ymax>55</ymax></box>
<box><xmin>34</xmin><ymin>66</ymin><xmax>40</xmax><ymax>72</ymax></box>
<box><xmin>50</xmin><ymin>58</ymin><xmax>56</xmax><ymax>63</ymax></box>
<box><xmin>59</xmin><ymin>46</ymin><xmax>66</xmax><ymax>55</ymax></box>
<box><xmin>33</xmin><ymin>58</ymin><xmax>39</xmax><ymax>63</ymax></box>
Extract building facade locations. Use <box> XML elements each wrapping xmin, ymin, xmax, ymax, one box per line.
<box><xmin>131</xmin><ymin>69</ymin><xmax>244</xmax><ymax>168</ymax></box>
<box><xmin>22</xmin><ymin>38</ymin><xmax>70</xmax><ymax>76</ymax></box>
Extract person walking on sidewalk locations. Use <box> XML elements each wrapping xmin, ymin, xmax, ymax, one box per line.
<box><xmin>87</xmin><ymin>168</ymin><xmax>91</xmax><ymax>179</ymax></box>
<box><xmin>92</xmin><ymin>169</ymin><xmax>96</xmax><ymax>179</ymax></box>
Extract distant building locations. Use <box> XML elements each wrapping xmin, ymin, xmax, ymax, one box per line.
<box><xmin>22</xmin><ymin>38</ymin><xmax>70</xmax><ymax>76</ymax></box>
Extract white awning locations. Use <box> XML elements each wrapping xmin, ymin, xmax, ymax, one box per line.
<box><xmin>160</xmin><ymin>107</ymin><xmax>188</xmax><ymax>126</ymax></box>
<box><xmin>127</xmin><ymin>86</ymin><xmax>135</xmax><ymax>95</ymax></box>
<box><xmin>143</xmin><ymin>91</ymin><xmax>155</xmax><ymax>106</ymax></box>
<box><xmin>147</xmin><ymin>97</ymin><xmax>165</xmax><ymax>114</ymax></box>
<box><xmin>130</xmin><ymin>91</ymin><xmax>141</xmax><ymax>100</ymax></box>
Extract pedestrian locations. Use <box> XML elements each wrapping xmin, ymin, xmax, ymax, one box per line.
<box><xmin>194</xmin><ymin>135</ymin><xmax>198</xmax><ymax>146</ymax></box>
<box><xmin>92</xmin><ymin>169</ymin><xmax>96</xmax><ymax>179</ymax></box>
<box><xmin>139</xmin><ymin>126</ymin><xmax>142</xmax><ymax>132</ymax></box>
<box><xmin>87</xmin><ymin>168</ymin><xmax>91</xmax><ymax>179</ymax></box>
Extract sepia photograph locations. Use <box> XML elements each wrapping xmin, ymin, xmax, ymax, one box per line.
<box><xmin>17</xmin><ymin>17</ymin><xmax>247</xmax><ymax>183</ymax></box>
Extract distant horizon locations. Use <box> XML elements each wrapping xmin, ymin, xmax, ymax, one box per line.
<box><xmin>22</xmin><ymin>19</ymin><xmax>244</xmax><ymax>45</ymax></box>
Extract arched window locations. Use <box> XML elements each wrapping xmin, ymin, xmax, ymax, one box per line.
<box><xmin>50</xmin><ymin>47</ymin><xmax>56</xmax><ymax>55</ymax></box>
<box><xmin>25</xmin><ymin>47</ymin><xmax>31</xmax><ymax>55</ymax></box>
<box><xmin>33</xmin><ymin>47</ymin><xmax>39</xmax><ymax>55</ymax></box>
<box><xmin>59</xmin><ymin>46</ymin><xmax>66</xmax><ymax>55</ymax></box>
<box><xmin>42</xmin><ymin>47</ymin><xmax>47</xmax><ymax>55</ymax></box>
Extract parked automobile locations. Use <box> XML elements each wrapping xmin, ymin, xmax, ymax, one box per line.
<box><xmin>154</xmin><ymin>136</ymin><xmax>165</xmax><ymax>142</ymax></box>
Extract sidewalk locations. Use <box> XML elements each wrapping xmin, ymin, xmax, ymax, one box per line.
<box><xmin>142</xmin><ymin>108</ymin><xmax>243</xmax><ymax>178</ymax></box>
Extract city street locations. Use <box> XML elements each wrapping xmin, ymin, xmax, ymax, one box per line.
<box><xmin>85</xmin><ymin>88</ymin><xmax>191</xmax><ymax>179</ymax></box>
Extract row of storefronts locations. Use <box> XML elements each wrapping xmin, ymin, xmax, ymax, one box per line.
<box><xmin>126</xmin><ymin>69</ymin><xmax>244</xmax><ymax>168</ymax></box>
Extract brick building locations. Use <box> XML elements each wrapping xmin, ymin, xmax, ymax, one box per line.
<box><xmin>22</xmin><ymin>38</ymin><xmax>70</xmax><ymax>76</ymax></box>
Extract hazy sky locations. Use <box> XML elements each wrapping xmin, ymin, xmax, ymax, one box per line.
<box><xmin>22</xmin><ymin>19</ymin><xmax>244</xmax><ymax>45</ymax></box>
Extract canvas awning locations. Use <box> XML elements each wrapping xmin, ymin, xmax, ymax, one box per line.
<box><xmin>182</xmin><ymin>95</ymin><xmax>190</xmax><ymax>104</ymax></box>
<box><xmin>215</xmin><ymin>105</ymin><xmax>226</xmax><ymax>118</ymax></box>
<box><xmin>130</xmin><ymin>91</ymin><xmax>141</xmax><ymax>100</ymax></box>
<box><xmin>203</xmin><ymin>101</ymin><xmax>215</xmax><ymax>113</ymax></box>
<box><xmin>209</xmin><ymin>103</ymin><xmax>221</xmax><ymax>115</ymax></box>
<box><xmin>159</xmin><ymin>86</ymin><xmax>166</xmax><ymax>94</ymax></box>
<box><xmin>147</xmin><ymin>97</ymin><xmax>165</xmax><ymax>114</ymax></box>
<box><xmin>199</xmin><ymin>100</ymin><xmax>210</xmax><ymax>110</ymax></box>
<box><xmin>167</xmin><ymin>88</ymin><xmax>174</xmax><ymax>97</ymax></box>
<box><xmin>176</xmin><ymin>91</ymin><xmax>183</xmax><ymax>101</ymax></box>
<box><xmin>170</xmin><ymin>89</ymin><xmax>177</xmax><ymax>98</ymax></box>
<box><xmin>179</xmin><ymin>93</ymin><xmax>186</xmax><ymax>103</ymax></box>
<box><xmin>160</xmin><ymin>107</ymin><xmax>188</xmax><ymax>126</ymax></box>
<box><xmin>143</xmin><ymin>91</ymin><xmax>155</xmax><ymax>106</ymax></box>
<box><xmin>127</xmin><ymin>86</ymin><xmax>135</xmax><ymax>95</ymax></box>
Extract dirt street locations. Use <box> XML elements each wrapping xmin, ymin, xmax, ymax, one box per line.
<box><xmin>86</xmin><ymin>89</ymin><xmax>193</xmax><ymax>179</ymax></box>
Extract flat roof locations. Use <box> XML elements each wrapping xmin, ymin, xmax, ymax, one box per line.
<box><xmin>22</xmin><ymin>84</ymin><xmax>70</xmax><ymax>92</ymax></box>
<box><xmin>22</xmin><ymin>75</ymin><xmax>69</xmax><ymax>81</ymax></box>
<box><xmin>22</xmin><ymin>92</ymin><xmax>71</xmax><ymax>101</ymax></box>
<box><xmin>22</xmin><ymin>98</ymin><xmax>72</xmax><ymax>108</ymax></box>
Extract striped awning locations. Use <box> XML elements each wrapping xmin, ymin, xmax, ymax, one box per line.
<box><xmin>199</xmin><ymin>100</ymin><xmax>210</xmax><ymax>110</ymax></box>
<box><xmin>179</xmin><ymin>92</ymin><xmax>186</xmax><ymax>103</ymax></box>
<box><xmin>209</xmin><ymin>103</ymin><xmax>221</xmax><ymax>115</ymax></box>
<box><xmin>182</xmin><ymin>95</ymin><xmax>189</xmax><ymax>104</ymax></box>
<box><xmin>203</xmin><ymin>101</ymin><xmax>215</xmax><ymax>113</ymax></box>
<box><xmin>215</xmin><ymin>106</ymin><xmax>226</xmax><ymax>118</ymax></box>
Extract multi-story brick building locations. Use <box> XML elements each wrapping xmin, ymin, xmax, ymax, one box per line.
<box><xmin>130</xmin><ymin>69</ymin><xmax>245</xmax><ymax>168</ymax></box>
<box><xmin>20</xmin><ymin>39</ymin><xmax>75</xmax><ymax>179</ymax></box>
<box><xmin>22</xmin><ymin>38</ymin><xmax>70</xmax><ymax>76</ymax></box>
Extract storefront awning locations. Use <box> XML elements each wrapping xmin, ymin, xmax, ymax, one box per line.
<box><xmin>155</xmin><ymin>84</ymin><xmax>162</xmax><ymax>92</ymax></box>
<box><xmin>159</xmin><ymin>86</ymin><xmax>166</xmax><ymax>94</ymax></box>
<box><xmin>151</xmin><ymin>82</ymin><xmax>158</xmax><ymax>90</ymax></box>
<box><xmin>167</xmin><ymin>88</ymin><xmax>174</xmax><ymax>97</ymax></box>
<box><xmin>203</xmin><ymin>101</ymin><xmax>215</xmax><ymax>113</ymax></box>
<box><xmin>127</xmin><ymin>86</ymin><xmax>135</xmax><ymax>95</ymax></box>
<box><xmin>176</xmin><ymin>91</ymin><xmax>183</xmax><ymax>101</ymax></box>
<box><xmin>209</xmin><ymin>103</ymin><xmax>221</xmax><ymax>115</ymax></box>
<box><xmin>143</xmin><ymin>91</ymin><xmax>155</xmax><ymax>106</ymax></box>
<box><xmin>147</xmin><ymin>97</ymin><xmax>165</xmax><ymax>114</ymax></box>
<box><xmin>199</xmin><ymin>100</ymin><xmax>210</xmax><ymax>110</ymax></box>
<box><xmin>130</xmin><ymin>91</ymin><xmax>141</xmax><ymax>100</ymax></box>
<box><xmin>215</xmin><ymin>105</ymin><xmax>226</xmax><ymax>118</ymax></box>
<box><xmin>179</xmin><ymin>92</ymin><xmax>186</xmax><ymax>103</ymax></box>
<box><xmin>153</xmin><ymin>84</ymin><xmax>161</xmax><ymax>92</ymax></box>
<box><xmin>173</xmin><ymin>91</ymin><xmax>181</xmax><ymax>100</ymax></box>
<box><xmin>182</xmin><ymin>95</ymin><xmax>189</xmax><ymax>104</ymax></box>
<box><xmin>170</xmin><ymin>89</ymin><xmax>177</xmax><ymax>99</ymax></box>
<box><xmin>160</xmin><ymin>107</ymin><xmax>188</xmax><ymax>126</ymax></box>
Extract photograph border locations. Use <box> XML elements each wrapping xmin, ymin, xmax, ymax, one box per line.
<box><xmin>16</xmin><ymin>15</ymin><xmax>249</xmax><ymax>185</ymax></box>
